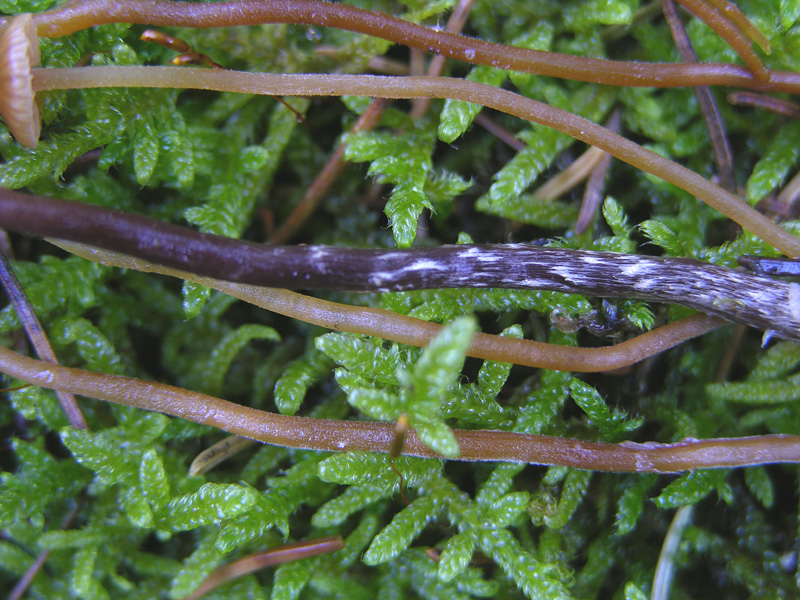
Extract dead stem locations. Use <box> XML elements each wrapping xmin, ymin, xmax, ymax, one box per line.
<box><xmin>182</xmin><ymin>537</ymin><xmax>344</xmax><ymax>600</ymax></box>
<box><xmin>0</xmin><ymin>189</ymin><xmax>786</xmax><ymax>338</ymax></box>
<box><xmin>7</xmin><ymin>494</ymin><xmax>86</xmax><ymax>600</ymax></box>
<box><xmin>576</xmin><ymin>115</ymin><xmax>618</xmax><ymax>234</ymax></box>
<box><xmin>664</xmin><ymin>0</ymin><xmax>736</xmax><ymax>191</ymax></box>
<box><xmin>2</xmin><ymin>343</ymin><xmax>799</xmax><ymax>472</ymax></box>
<box><xmin>408</xmin><ymin>0</ymin><xmax>476</xmax><ymax>118</ymax></box>
<box><xmin>0</xmin><ymin>249</ymin><xmax>88</xmax><ymax>429</ymax></box>
<box><xmin>268</xmin><ymin>98</ymin><xmax>390</xmax><ymax>244</ymax></box>
<box><xmin>727</xmin><ymin>91</ymin><xmax>800</xmax><ymax>118</ymax></box>
<box><xmin>702</xmin><ymin>0</ymin><xmax>770</xmax><ymax>53</ymax></box>
<box><xmin>673</xmin><ymin>0</ymin><xmax>768</xmax><ymax>81</ymax></box>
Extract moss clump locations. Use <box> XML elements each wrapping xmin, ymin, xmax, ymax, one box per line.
<box><xmin>1</xmin><ymin>0</ymin><xmax>799</xmax><ymax>598</ymax></box>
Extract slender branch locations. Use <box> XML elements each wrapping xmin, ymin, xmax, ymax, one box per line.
<box><xmin>702</xmin><ymin>0</ymin><xmax>770</xmax><ymax>53</ymax></box>
<box><xmin>408</xmin><ymin>0</ymin><xmax>476</xmax><ymax>118</ymax></box>
<box><xmin>7</xmin><ymin>494</ymin><xmax>86</xmax><ymax>600</ymax></box>
<box><xmin>727</xmin><ymin>91</ymin><xmax>800</xmax><ymax>118</ymax></box>
<box><xmin>54</xmin><ymin>240</ymin><xmax>725</xmax><ymax>373</ymax></box>
<box><xmin>576</xmin><ymin>112</ymin><xmax>621</xmax><ymax>234</ymax></box>
<box><xmin>268</xmin><ymin>97</ymin><xmax>390</xmax><ymax>244</ymax></box>
<box><xmin>0</xmin><ymin>249</ymin><xmax>88</xmax><ymax>429</ymax></box>
<box><xmin>183</xmin><ymin>536</ymin><xmax>344</xmax><ymax>600</ymax></box>
<box><xmin>30</xmin><ymin>69</ymin><xmax>800</xmax><ymax>256</ymax></box>
<box><xmin>1</xmin><ymin>343</ymin><xmax>799</xmax><ymax>472</ymax></box>
<box><xmin>0</xmin><ymin>191</ymin><xmax>789</xmax><ymax>338</ymax></box>
<box><xmin>663</xmin><ymin>0</ymin><xmax>736</xmax><ymax>192</ymax></box>
<box><xmin>673</xmin><ymin>0</ymin><xmax>768</xmax><ymax>81</ymax></box>
<box><xmin>16</xmin><ymin>0</ymin><xmax>800</xmax><ymax>93</ymax></box>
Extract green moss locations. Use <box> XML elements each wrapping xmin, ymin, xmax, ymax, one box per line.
<box><xmin>1</xmin><ymin>1</ymin><xmax>800</xmax><ymax>598</ymax></box>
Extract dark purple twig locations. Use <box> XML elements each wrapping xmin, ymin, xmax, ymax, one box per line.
<box><xmin>0</xmin><ymin>245</ymin><xmax>88</xmax><ymax>429</ymax></box>
<box><xmin>0</xmin><ymin>189</ymin><xmax>798</xmax><ymax>340</ymax></box>
<box><xmin>662</xmin><ymin>0</ymin><xmax>736</xmax><ymax>192</ymax></box>
<box><xmin>576</xmin><ymin>110</ymin><xmax>621</xmax><ymax>234</ymax></box>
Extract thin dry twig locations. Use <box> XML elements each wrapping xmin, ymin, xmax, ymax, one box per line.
<box><xmin>663</xmin><ymin>0</ymin><xmax>736</xmax><ymax>191</ymax></box>
<box><xmin>54</xmin><ymin>239</ymin><xmax>727</xmax><ymax>373</ymax></box>
<box><xmin>2</xmin><ymin>344</ymin><xmax>800</xmax><ymax>471</ymax></box>
<box><xmin>0</xmin><ymin>249</ymin><xmax>88</xmax><ymax>429</ymax></box>
<box><xmin>182</xmin><ymin>536</ymin><xmax>344</xmax><ymax>600</ymax></box>
<box><xmin>727</xmin><ymin>91</ymin><xmax>800</xmax><ymax>119</ymax></box>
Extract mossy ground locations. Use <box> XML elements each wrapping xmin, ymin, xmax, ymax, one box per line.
<box><xmin>1</xmin><ymin>0</ymin><xmax>800</xmax><ymax>598</ymax></box>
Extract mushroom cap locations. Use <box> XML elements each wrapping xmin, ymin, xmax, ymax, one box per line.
<box><xmin>0</xmin><ymin>13</ymin><xmax>41</xmax><ymax>149</ymax></box>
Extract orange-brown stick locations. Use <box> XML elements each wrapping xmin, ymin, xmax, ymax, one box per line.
<box><xmin>3</xmin><ymin>344</ymin><xmax>799</xmax><ymax>472</ymax></box>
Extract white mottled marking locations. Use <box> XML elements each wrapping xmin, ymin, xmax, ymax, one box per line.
<box><xmin>621</xmin><ymin>261</ymin><xmax>649</xmax><ymax>277</ymax></box>
<box><xmin>579</xmin><ymin>255</ymin><xmax>606</xmax><ymax>266</ymax></box>
<box><xmin>789</xmin><ymin>282</ymin><xmax>800</xmax><ymax>322</ymax></box>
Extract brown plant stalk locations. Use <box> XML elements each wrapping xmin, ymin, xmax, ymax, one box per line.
<box><xmin>2</xmin><ymin>343</ymin><xmax>799</xmax><ymax>472</ymax></box>
<box><xmin>663</xmin><ymin>0</ymin><xmax>736</xmax><ymax>192</ymax></box>
<box><xmin>0</xmin><ymin>249</ymin><xmax>88</xmax><ymax>429</ymax></box>
<box><xmin>10</xmin><ymin>0</ymin><xmax>800</xmax><ymax>93</ymax></box>
<box><xmin>3</xmin><ymin>14</ymin><xmax>797</xmax><ymax>255</ymax></box>
<box><xmin>672</xmin><ymin>0</ymin><xmax>768</xmax><ymax>81</ymax></box>
<box><xmin>182</xmin><ymin>537</ymin><xmax>344</xmax><ymax>600</ymax></box>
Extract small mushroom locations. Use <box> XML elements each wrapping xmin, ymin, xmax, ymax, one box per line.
<box><xmin>0</xmin><ymin>13</ymin><xmax>41</xmax><ymax>148</ymax></box>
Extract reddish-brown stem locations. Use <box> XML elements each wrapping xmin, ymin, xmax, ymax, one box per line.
<box><xmin>673</xmin><ymin>0</ymin><xmax>768</xmax><ymax>81</ymax></box>
<box><xmin>474</xmin><ymin>112</ymin><xmax>526</xmax><ymax>152</ymax></box>
<box><xmin>727</xmin><ymin>91</ymin><xmax>800</xmax><ymax>118</ymax></box>
<box><xmin>576</xmin><ymin>142</ymin><xmax>615</xmax><ymax>234</ymax></box>
<box><xmin>663</xmin><ymin>0</ymin><xmax>735</xmax><ymax>191</ymax></box>
<box><xmin>0</xmin><ymin>249</ymin><xmax>88</xmax><ymax>429</ymax></box>
<box><xmin>17</xmin><ymin>0</ymin><xmax>800</xmax><ymax>93</ymax></box>
<box><xmin>29</xmin><ymin>68</ymin><xmax>800</xmax><ymax>256</ymax></box>
<box><xmin>268</xmin><ymin>98</ymin><xmax>390</xmax><ymax>244</ymax></box>
<box><xmin>182</xmin><ymin>536</ymin><xmax>344</xmax><ymax>600</ymax></box>
<box><xmin>702</xmin><ymin>0</ymin><xmax>770</xmax><ymax>53</ymax></box>
<box><xmin>1</xmin><ymin>344</ymin><xmax>799</xmax><ymax>472</ymax></box>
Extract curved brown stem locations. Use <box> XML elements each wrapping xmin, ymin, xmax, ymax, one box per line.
<box><xmin>17</xmin><ymin>0</ymin><xmax>800</xmax><ymax>93</ymax></box>
<box><xmin>182</xmin><ymin>536</ymin><xmax>344</xmax><ymax>600</ymax></box>
<box><xmin>663</xmin><ymin>0</ymin><xmax>735</xmax><ymax>191</ymax></box>
<box><xmin>702</xmin><ymin>0</ymin><xmax>770</xmax><ymax>53</ymax></box>
<box><xmin>673</xmin><ymin>0</ymin><xmax>768</xmax><ymax>81</ymax></box>
<box><xmin>268</xmin><ymin>98</ymin><xmax>390</xmax><ymax>245</ymax></box>
<box><xmin>54</xmin><ymin>240</ymin><xmax>726</xmax><ymax>373</ymax></box>
<box><xmin>727</xmin><ymin>91</ymin><xmax>800</xmax><ymax>118</ymax></box>
<box><xmin>1</xmin><ymin>344</ymin><xmax>799</xmax><ymax>472</ymax></box>
<box><xmin>0</xmin><ymin>249</ymin><xmax>88</xmax><ymax>429</ymax></box>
